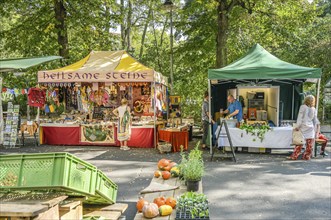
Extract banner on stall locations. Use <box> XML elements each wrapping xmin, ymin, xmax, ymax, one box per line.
<box><xmin>38</xmin><ymin>71</ymin><xmax>154</xmax><ymax>83</ymax></box>
<box><xmin>80</xmin><ymin>124</ymin><xmax>115</xmax><ymax>144</ymax></box>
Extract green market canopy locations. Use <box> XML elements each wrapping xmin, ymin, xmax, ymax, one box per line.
<box><xmin>0</xmin><ymin>56</ymin><xmax>62</xmax><ymax>72</ymax></box>
<box><xmin>208</xmin><ymin>44</ymin><xmax>322</xmax><ymax>81</ymax></box>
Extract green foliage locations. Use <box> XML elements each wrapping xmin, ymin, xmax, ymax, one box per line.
<box><xmin>177</xmin><ymin>192</ymin><xmax>209</xmax><ymax>218</ymax></box>
<box><xmin>179</xmin><ymin>142</ymin><xmax>204</xmax><ymax>181</ymax></box>
<box><xmin>0</xmin><ymin>0</ymin><xmax>330</xmax><ymax>121</ymax></box>
<box><xmin>240</xmin><ymin>123</ymin><xmax>271</xmax><ymax>142</ymax></box>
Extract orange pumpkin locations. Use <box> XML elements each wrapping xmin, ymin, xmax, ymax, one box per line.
<box><xmin>162</xmin><ymin>171</ymin><xmax>171</xmax><ymax>180</ymax></box>
<box><xmin>142</xmin><ymin>203</ymin><xmax>159</xmax><ymax>218</ymax></box>
<box><xmin>165</xmin><ymin>197</ymin><xmax>177</xmax><ymax>208</ymax></box>
<box><xmin>136</xmin><ymin>197</ymin><xmax>148</xmax><ymax>212</ymax></box>
<box><xmin>154</xmin><ymin>170</ymin><xmax>162</xmax><ymax>178</ymax></box>
<box><xmin>153</xmin><ymin>196</ymin><xmax>166</xmax><ymax>207</ymax></box>
<box><xmin>158</xmin><ymin>159</ymin><xmax>170</xmax><ymax>170</ymax></box>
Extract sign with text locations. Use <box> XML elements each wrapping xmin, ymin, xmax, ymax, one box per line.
<box><xmin>38</xmin><ymin>71</ymin><xmax>154</xmax><ymax>83</ymax></box>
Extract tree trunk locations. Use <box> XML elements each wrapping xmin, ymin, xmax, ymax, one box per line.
<box><xmin>152</xmin><ymin>11</ymin><xmax>162</xmax><ymax>72</ymax></box>
<box><xmin>139</xmin><ymin>1</ymin><xmax>152</xmax><ymax>59</ymax></box>
<box><xmin>216</xmin><ymin>0</ymin><xmax>229</xmax><ymax>68</ymax></box>
<box><xmin>54</xmin><ymin>0</ymin><xmax>69</xmax><ymax>60</ymax></box>
<box><xmin>126</xmin><ymin>0</ymin><xmax>132</xmax><ymax>51</ymax></box>
<box><xmin>120</xmin><ymin>0</ymin><xmax>126</xmax><ymax>49</ymax></box>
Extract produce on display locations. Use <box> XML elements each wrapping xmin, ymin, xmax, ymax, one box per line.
<box><xmin>165</xmin><ymin>197</ymin><xmax>177</xmax><ymax>208</ymax></box>
<box><xmin>136</xmin><ymin>197</ymin><xmax>148</xmax><ymax>212</ymax></box>
<box><xmin>161</xmin><ymin>171</ymin><xmax>171</xmax><ymax>180</ymax></box>
<box><xmin>157</xmin><ymin>158</ymin><xmax>170</xmax><ymax>170</ymax></box>
<box><xmin>159</xmin><ymin>204</ymin><xmax>173</xmax><ymax>216</ymax></box>
<box><xmin>170</xmin><ymin>166</ymin><xmax>180</xmax><ymax>177</ymax></box>
<box><xmin>154</xmin><ymin>170</ymin><xmax>162</xmax><ymax>178</ymax></box>
<box><xmin>142</xmin><ymin>203</ymin><xmax>159</xmax><ymax>218</ymax></box>
<box><xmin>153</xmin><ymin>196</ymin><xmax>166</xmax><ymax>207</ymax></box>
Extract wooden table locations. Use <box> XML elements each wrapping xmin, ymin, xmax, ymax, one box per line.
<box><xmin>0</xmin><ymin>192</ymin><xmax>128</xmax><ymax>220</ymax></box>
<box><xmin>134</xmin><ymin>176</ymin><xmax>202</xmax><ymax>220</ymax></box>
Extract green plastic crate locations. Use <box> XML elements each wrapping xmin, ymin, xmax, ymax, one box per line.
<box><xmin>0</xmin><ymin>153</ymin><xmax>97</xmax><ymax>196</ymax></box>
<box><xmin>85</xmin><ymin>170</ymin><xmax>118</xmax><ymax>205</ymax></box>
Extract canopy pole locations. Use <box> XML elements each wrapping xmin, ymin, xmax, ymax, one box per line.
<box><xmin>316</xmin><ymin>78</ymin><xmax>321</xmax><ymax>117</ymax></box>
<box><xmin>291</xmin><ymin>85</ymin><xmax>295</xmax><ymax>120</ymax></box>
<box><xmin>0</xmin><ymin>77</ymin><xmax>3</xmax><ymax>145</ymax></box>
<box><xmin>208</xmin><ymin>80</ymin><xmax>212</xmax><ymax>154</ymax></box>
<box><xmin>153</xmin><ymin>80</ymin><xmax>157</xmax><ymax>148</ymax></box>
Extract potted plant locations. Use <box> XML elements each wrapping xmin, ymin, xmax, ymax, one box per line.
<box><xmin>182</xmin><ymin>143</ymin><xmax>204</xmax><ymax>192</ymax></box>
<box><xmin>176</xmin><ymin>192</ymin><xmax>210</xmax><ymax>219</ymax></box>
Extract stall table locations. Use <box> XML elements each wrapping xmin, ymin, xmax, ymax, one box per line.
<box><xmin>40</xmin><ymin>123</ymin><xmax>155</xmax><ymax>148</ymax></box>
<box><xmin>215</xmin><ymin>126</ymin><xmax>293</xmax><ymax>148</ymax></box>
<box><xmin>134</xmin><ymin>176</ymin><xmax>202</xmax><ymax>220</ymax></box>
<box><xmin>158</xmin><ymin>129</ymin><xmax>189</xmax><ymax>152</ymax></box>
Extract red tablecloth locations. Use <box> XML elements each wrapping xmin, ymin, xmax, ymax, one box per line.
<box><xmin>125</xmin><ymin>127</ymin><xmax>154</xmax><ymax>148</ymax></box>
<box><xmin>40</xmin><ymin>125</ymin><xmax>155</xmax><ymax>148</ymax></box>
<box><xmin>41</xmin><ymin>126</ymin><xmax>80</xmax><ymax>145</ymax></box>
<box><xmin>158</xmin><ymin>130</ymin><xmax>188</xmax><ymax>152</ymax></box>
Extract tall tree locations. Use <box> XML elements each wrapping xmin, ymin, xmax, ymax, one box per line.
<box><xmin>54</xmin><ymin>0</ymin><xmax>69</xmax><ymax>59</ymax></box>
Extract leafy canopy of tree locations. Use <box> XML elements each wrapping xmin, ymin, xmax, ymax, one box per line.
<box><xmin>1</xmin><ymin>0</ymin><xmax>330</xmax><ymax>122</ymax></box>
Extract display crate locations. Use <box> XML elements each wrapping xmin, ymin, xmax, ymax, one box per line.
<box><xmin>0</xmin><ymin>153</ymin><xmax>97</xmax><ymax>196</ymax></box>
<box><xmin>85</xmin><ymin>170</ymin><xmax>118</xmax><ymax>205</ymax></box>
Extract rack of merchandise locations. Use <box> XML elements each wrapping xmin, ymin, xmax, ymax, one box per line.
<box><xmin>3</xmin><ymin>102</ymin><xmax>20</xmax><ymax>148</ymax></box>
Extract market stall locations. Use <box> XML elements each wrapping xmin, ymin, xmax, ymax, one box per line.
<box><xmin>37</xmin><ymin>51</ymin><xmax>168</xmax><ymax>148</ymax></box>
<box><xmin>208</xmin><ymin>44</ymin><xmax>322</xmax><ymax>150</ymax></box>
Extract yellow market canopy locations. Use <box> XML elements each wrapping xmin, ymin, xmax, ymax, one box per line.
<box><xmin>38</xmin><ymin>51</ymin><xmax>167</xmax><ymax>85</ymax></box>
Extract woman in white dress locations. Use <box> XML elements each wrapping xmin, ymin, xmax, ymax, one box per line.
<box><xmin>113</xmin><ymin>98</ymin><xmax>131</xmax><ymax>150</ymax></box>
<box><xmin>289</xmin><ymin>95</ymin><xmax>319</xmax><ymax>160</ymax></box>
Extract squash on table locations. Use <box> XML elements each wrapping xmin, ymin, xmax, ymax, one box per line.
<box><xmin>142</xmin><ymin>203</ymin><xmax>159</xmax><ymax>219</ymax></box>
<box><xmin>159</xmin><ymin>205</ymin><xmax>173</xmax><ymax>216</ymax></box>
<box><xmin>154</xmin><ymin>170</ymin><xmax>162</xmax><ymax>178</ymax></box>
<box><xmin>165</xmin><ymin>197</ymin><xmax>176</xmax><ymax>208</ymax></box>
<box><xmin>136</xmin><ymin>197</ymin><xmax>148</xmax><ymax>212</ymax></box>
<box><xmin>170</xmin><ymin>167</ymin><xmax>180</xmax><ymax>177</ymax></box>
<box><xmin>158</xmin><ymin>159</ymin><xmax>170</xmax><ymax>170</ymax></box>
<box><xmin>161</xmin><ymin>171</ymin><xmax>171</xmax><ymax>180</ymax></box>
<box><xmin>153</xmin><ymin>196</ymin><xmax>166</xmax><ymax>207</ymax></box>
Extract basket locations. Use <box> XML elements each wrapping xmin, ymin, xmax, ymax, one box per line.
<box><xmin>0</xmin><ymin>153</ymin><xmax>97</xmax><ymax>196</ymax></box>
<box><xmin>85</xmin><ymin>170</ymin><xmax>118</xmax><ymax>204</ymax></box>
<box><xmin>157</xmin><ymin>142</ymin><xmax>172</xmax><ymax>153</ymax></box>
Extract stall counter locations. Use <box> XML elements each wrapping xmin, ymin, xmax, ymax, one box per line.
<box><xmin>215</xmin><ymin>127</ymin><xmax>293</xmax><ymax>148</ymax></box>
<box><xmin>40</xmin><ymin>123</ymin><xmax>156</xmax><ymax>148</ymax></box>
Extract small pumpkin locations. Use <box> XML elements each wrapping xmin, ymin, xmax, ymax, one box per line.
<box><xmin>159</xmin><ymin>205</ymin><xmax>173</xmax><ymax>216</ymax></box>
<box><xmin>170</xmin><ymin>167</ymin><xmax>180</xmax><ymax>177</ymax></box>
<box><xmin>136</xmin><ymin>197</ymin><xmax>148</xmax><ymax>212</ymax></box>
<box><xmin>142</xmin><ymin>203</ymin><xmax>159</xmax><ymax>218</ymax></box>
<box><xmin>165</xmin><ymin>197</ymin><xmax>176</xmax><ymax>208</ymax></box>
<box><xmin>161</xmin><ymin>171</ymin><xmax>171</xmax><ymax>180</ymax></box>
<box><xmin>158</xmin><ymin>159</ymin><xmax>170</xmax><ymax>170</ymax></box>
<box><xmin>154</xmin><ymin>170</ymin><xmax>162</xmax><ymax>178</ymax></box>
<box><xmin>153</xmin><ymin>196</ymin><xmax>166</xmax><ymax>207</ymax></box>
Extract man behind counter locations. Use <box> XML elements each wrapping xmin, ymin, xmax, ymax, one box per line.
<box><xmin>220</xmin><ymin>95</ymin><xmax>243</xmax><ymax>122</ymax></box>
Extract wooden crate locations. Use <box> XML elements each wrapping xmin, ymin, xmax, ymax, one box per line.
<box><xmin>59</xmin><ymin>200</ymin><xmax>83</xmax><ymax>220</ymax></box>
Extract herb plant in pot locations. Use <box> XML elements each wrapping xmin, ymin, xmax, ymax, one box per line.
<box><xmin>183</xmin><ymin>158</ymin><xmax>204</xmax><ymax>192</ymax></box>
